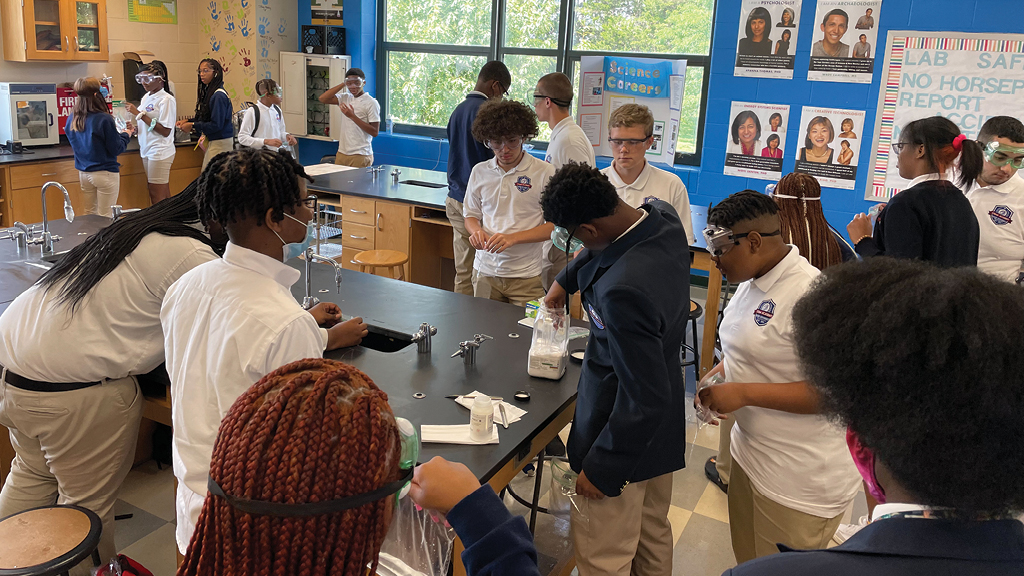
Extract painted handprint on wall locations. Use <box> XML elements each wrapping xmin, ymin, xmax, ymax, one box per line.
<box><xmin>208</xmin><ymin>1</ymin><xmax>219</xmax><ymax>20</ymax></box>
<box><xmin>240</xmin><ymin>48</ymin><xmax>252</xmax><ymax>68</ymax></box>
<box><xmin>226</xmin><ymin>40</ymin><xmax>238</xmax><ymax>56</ymax></box>
<box><xmin>210</xmin><ymin>36</ymin><xmax>220</xmax><ymax>52</ymax></box>
<box><xmin>258</xmin><ymin>16</ymin><xmax>270</xmax><ymax>36</ymax></box>
<box><xmin>278</xmin><ymin>19</ymin><xmax>287</xmax><ymax>35</ymax></box>
<box><xmin>240</xmin><ymin>0</ymin><xmax>248</xmax><ymax>8</ymax></box>
<box><xmin>200</xmin><ymin>18</ymin><xmax>211</xmax><ymax>34</ymax></box>
<box><xmin>240</xmin><ymin>19</ymin><xmax>251</xmax><ymax>37</ymax></box>
<box><xmin>219</xmin><ymin>56</ymin><xmax>231</xmax><ymax>74</ymax></box>
<box><xmin>260</xmin><ymin>37</ymin><xmax>270</xmax><ymax>58</ymax></box>
<box><xmin>223</xmin><ymin>13</ymin><xmax>234</xmax><ymax>32</ymax></box>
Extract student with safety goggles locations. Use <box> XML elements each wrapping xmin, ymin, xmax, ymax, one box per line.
<box><xmin>237</xmin><ymin>78</ymin><xmax>297</xmax><ymax>153</ymax></box>
<box><xmin>126</xmin><ymin>63</ymin><xmax>176</xmax><ymax>205</ymax></box>
<box><xmin>699</xmin><ymin>190</ymin><xmax>860</xmax><ymax>563</ymax></box>
<box><xmin>966</xmin><ymin>116</ymin><xmax>1024</xmax><ymax>284</ymax></box>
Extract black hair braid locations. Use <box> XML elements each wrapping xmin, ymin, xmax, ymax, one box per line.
<box><xmin>37</xmin><ymin>181</ymin><xmax>219</xmax><ymax>314</ymax></box>
<box><xmin>708</xmin><ymin>190</ymin><xmax>779</xmax><ymax>228</ymax></box>
<box><xmin>194</xmin><ymin>58</ymin><xmax>225</xmax><ymax>122</ymax></box>
<box><xmin>148</xmin><ymin>60</ymin><xmax>172</xmax><ymax>96</ymax></box>
<box><xmin>197</xmin><ymin>148</ymin><xmax>314</xmax><ymax>228</ymax></box>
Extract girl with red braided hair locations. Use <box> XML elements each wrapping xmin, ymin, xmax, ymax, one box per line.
<box><xmin>178</xmin><ymin>358</ymin><xmax>405</xmax><ymax>576</ymax></box>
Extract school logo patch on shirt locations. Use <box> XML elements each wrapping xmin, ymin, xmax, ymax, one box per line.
<box><xmin>642</xmin><ymin>195</ymin><xmax>661</xmax><ymax>204</ymax></box>
<box><xmin>753</xmin><ymin>299</ymin><xmax>776</xmax><ymax>326</ymax></box>
<box><xmin>145</xmin><ymin>104</ymin><xmax>155</xmax><ymax>112</ymax></box>
<box><xmin>989</xmin><ymin>205</ymin><xmax>1013</xmax><ymax>226</ymax></box>
<box><xmin>515</xmin><ymin>176</ymin><xmax>533</xmax><ymax>193</ymax></box>
<box><xmin>587</xmin><ymin>304</ymin><xmax>605</xmax><ymax>330</ymax></box>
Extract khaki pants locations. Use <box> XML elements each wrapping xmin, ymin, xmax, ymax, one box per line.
<box><xmin>79</xmin><ymin>170</ymin><xmax>120</xmax><ymax>218</ymax></box>
<box><xmin>202</xmin><ymin>137</ymin><xmax>234</xmax><ymax>170</ymax></box>
<box><xmin>0</xmin><ymin>370</ymin><xmax>144</xmax><ymax>573</ymax></box>
<box><xmin>335</xmin><ymin>152</ymin><xmax>373</xmax><ymax>167</ymax></box>
<box><xmin>446</xmin><ymin>197</ymin><xmax>476</xmax><ymax>295</ymax></box>
<box><xmin>473</xmin><ymin>274</ymin><xmax>545</xmax><ymax>307</ymax></box>
<box><xmin>728</xmin><ymin>461</ymin><xmax>845</xmax><ymax>564</ymax></box>
<box><xmin>716</xmin><ymin>417</ymin><xmax>734</xmax><ymax>484</ymax></box>
<box><xmin>571</xmin><ymin>472</ymin><xmax>674</xmax><ymax>576</ymax></box>
<box><xmin>542</xmin><ymin>242</ymin><xmax>572</xmax><ymax>292</ymax></box>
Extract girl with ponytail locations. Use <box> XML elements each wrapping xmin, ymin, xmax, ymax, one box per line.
<box><xmin>65</xmin><ymin>77</ymin><xmax>134</xmax><ymax>217</ymax></box>
<box><xmin>847</xmin><ymin>116</ymin><xmax>981</xmax><ymax>267</ymax></box>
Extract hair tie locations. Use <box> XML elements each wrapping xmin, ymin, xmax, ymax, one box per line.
<box><xmin>773</xmin><ymin>193</ymin><xmax>820</xmax><ymax>201</ymax></box>
<box><xmin>952</xmin><ymin>133</ymin><xmax>967</xmax><ymax>152</ymax></box>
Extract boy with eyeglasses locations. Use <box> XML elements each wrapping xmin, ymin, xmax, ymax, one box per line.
<box><xmin>319</xmin><ymin>68</ymin><xmax>380</xmax><ymax>167</ymax></box>
<box><xmin>966</xmin><ymin>116</ymin><xmax>1024</xmax><ymax>284</ymax></box>
<box><xmin>600</xmin><ymin>104</ymin><xmax>695</xmax><ymax>244</ymax></box>
<box><xmin>463</xmin><ymin>100</ymin><xmax>555</xmax><ymax>305</ymax></box>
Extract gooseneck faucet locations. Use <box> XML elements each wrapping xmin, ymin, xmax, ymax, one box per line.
<box><xmin>302</xmin><ymin>245</ymin><xmax>343</xmax><ymax>310</ymax></box>
<box><xmin>30</xmin><ymin>182</ymin><xmax>75</xmax><ymax>254</ymax></box>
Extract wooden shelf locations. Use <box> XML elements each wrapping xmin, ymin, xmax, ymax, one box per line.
<box><xmin>412</xmin><ymin>215</ymin><xmax>451</xmax><ymax>228</ymax></box>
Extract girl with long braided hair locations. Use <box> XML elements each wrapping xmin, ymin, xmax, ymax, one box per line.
<box><xmin>177</xmin><ymin>58</ymin><xmax>234</xmax><ymax>169</ymax></box>
<box><xmin>178</xmin><ymin>358</ymin><xmax>403</xmax><ymax>575</ymax></box>
<box><xmin>772</xmin><ymin>173</ymin><xmax>854</xmax><ymax>270</ymax></box>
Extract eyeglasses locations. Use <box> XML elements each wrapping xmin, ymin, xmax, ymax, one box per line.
<box><xmin>981</xmin><ymin>141</ymin><xmax>1024</xmax><ymax>169</ymax></box>
<box><xmin>608</xmin><ymin>138</ymin><xmax>649</xmax><ymax>149</ymax></box>
<box><xmin>494</xmin><ymin>81</ymin><xmax>510</xmax><ymax>98</ymax></box>
<box><xmin>299</xmin><ymin>194</ymin><xmax>318</xmax><ymax>210</ymax></box>
<box><xmin>485</xmin><ymin>137</ymin><xmax>523</xmax><ymax>151</ymax></box>
<box><xmin>890</xmin><ymin>142</ymin><xmax>911</xmax><ymax>154</ymax></box>
<box><xmin>198</xmin><ymin>68</ymin><xmax>214</xmax><ymax>74</ymax></box>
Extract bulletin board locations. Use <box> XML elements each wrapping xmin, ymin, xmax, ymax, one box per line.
<box><xmin>128</xmin><ymin>0</ymin><xmax>177</xmax><ymax>24</ymax></box>
<box><xmin>866</xmin><ymin>30</ymin><xmax>1024</xmax><ymax>201</ymax></box>
<box><xmin>576</xmin><ymin>56</ymin><xmax>686</xmax><ymax>166</ymax></box>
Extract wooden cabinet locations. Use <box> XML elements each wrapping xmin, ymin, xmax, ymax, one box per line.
<box><xmin>336</xmin><ymin>195</ymin><xmax>411</xmax><ymax>277</ymax></box>
<box><xmin>1</xmin><ymin>0</ymin><xmax>108</xmax><ymax>62</ymax></box>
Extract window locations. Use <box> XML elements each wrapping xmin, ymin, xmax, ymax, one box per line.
<box><xmin>379</xmin><ymin>0</ymin><xmax>716</xmax><ymax>164</ymax></box>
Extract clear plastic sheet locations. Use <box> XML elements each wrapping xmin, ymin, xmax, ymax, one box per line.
<box><xmin>548</xmin><ymin>459</ymin><xmax>587</xmax><ymax>522</ymax></box>
<box><xmin>375</xmin><ymin>495</ymin><xmax>456</xmax><ymax>576</ymax></box>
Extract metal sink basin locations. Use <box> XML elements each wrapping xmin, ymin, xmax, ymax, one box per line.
<box><xmin>359</xmin><ymin>325</ymin><xmax>415</xmax><ymax>353</ymax></box>
<box><xmin>398</xmin><ymin>180</ymin><xmax>447</xmax><ymax>189</ymax></box>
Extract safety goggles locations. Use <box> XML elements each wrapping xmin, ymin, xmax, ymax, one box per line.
<box><xmin>982</xmin><ymin>141</ymin><xmax>1024</xmax><ymax>170</ymax></box>
<box><xmin>485</xmin><ymin>137</ymin><xmax>523</xmax><ymax>151</ymax></box>
<box><xmin>207</xmin><ymin>416</ymin><xmax>419</xmax><ymax>516</ymax></box>
<box><xmin>551</xmin><ymin>225</ymin><xmax>584</xmax><ymax>254</ymax></box>
<box><xmin>608</xmin><ymin>137</ymin><xmax>649</xmax><ymax>149</ymax></box>
<box><xmin>703</xmin><ymin>225</ymin><xmax>781</xmax><ymax>257</ymax></box>
<box><xmin>135</xmin><ymin>73</ymin><xmax>158</xmax><ymax>85</ymax></box>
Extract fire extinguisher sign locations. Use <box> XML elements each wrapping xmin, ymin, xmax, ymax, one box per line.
<box><xmin>57</xmin><ymin>87</ymin><xmax>77</xmax><ymax>136</ymax></box>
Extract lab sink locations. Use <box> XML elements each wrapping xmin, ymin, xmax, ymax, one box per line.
<box><xmin>398</xmin><ymin>180</ymin><xmax>447</xmax><ymax>189</ymax></box>
<box><xmin>359</xmin><ymin>325</ymin><xmax>415</xmax><ymax>353</ymax></box>
<box><xmin>40</xmin><ymin>250</ymin><xmax>71</xmax><ymax>264</ymax></box>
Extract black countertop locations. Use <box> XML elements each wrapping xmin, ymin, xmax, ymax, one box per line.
<box><xmin>293</xmin><ymin>261</ymin><xmax>582</xmax><ymax>483</ymax></box>
<box><xmin>0</xmin><ymin>140</ymin><xmax>197</xmax><ymax>166</ymax></box>
<box><xmin>307</xmin><ymin>164</ymin><xmax>449</xmax><ymax>210</ymax></box>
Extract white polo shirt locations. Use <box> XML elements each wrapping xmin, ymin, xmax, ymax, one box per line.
<box><xmin>0</xmin><ymin>233</ymin><xmax>216</xmax><ymax>382</ymax></box>
<box><xmin>338</xmin><ymin>91</ymin><xmax>381</xmax><ymax>158</ymax></box>
<box><xmin>602</xmin><ymin>161</ymin><xmax>695</xmax><ymax>244</ymax></box>
<box><xmin>720</xmin><ymin>245</ymin><xmax>861</xmax><ymax>518</ymax></box>
<box><xmin>137</xmin><ymin>88</ymin><xmax>176</xmax><ymax>161</ymax></box>
<box><xmin>161</xmin><ymin>241</ymin><xmax>329</xmax><ymax>553</ymax></box>
<box><xmin>237</xmin><ymin>100</ymin><xmax>288</xmax><ymax>151</ymax></box>
<box><xmin>967</xmin><ymin>173</ymin><xmax>1024</xmax><ymax>283</ymax></box>
<box><xmin>545</xmin><ymin>116</ymin><xmax>596</xmax><ymax>169</ymax></box>
<box><xmin>464</xmin><ymin>153</ymin><xmax>555</xmax><ymax>278</ymax></box>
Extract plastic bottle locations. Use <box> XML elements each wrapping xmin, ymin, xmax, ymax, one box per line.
<box><xmin>469</xmin><ymin>395</ymin><xmax>494</xmax><ymax>441</ymax></box>
<box><xmin>386</xmin><ymin>115</ymin><xmax>394</xmax><ymax>135</ymax></box>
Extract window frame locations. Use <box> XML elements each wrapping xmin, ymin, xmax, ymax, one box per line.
<box><xmin>376</xmin><ymin>0</ymin><xmax>717</xmax><ymax>166</ymax></box>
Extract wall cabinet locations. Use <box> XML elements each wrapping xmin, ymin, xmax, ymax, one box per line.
<box><xmin>1</xmin><ymin>0</ymin><xmax>108</xmax><ymax>61</ymax></box>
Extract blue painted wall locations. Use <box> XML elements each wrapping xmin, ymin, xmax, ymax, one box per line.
<box><xmin>297</xmin><ymin>0</ymin><xmax>1024</xmax><ymax>234</ymax></box>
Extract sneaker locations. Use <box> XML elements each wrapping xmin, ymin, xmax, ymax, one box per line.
<box><xmin>523</xmin><ymin>463</ymin><xmax>536</xmax><ymax>477</ymax></box>
<box><xmin>704</xmin><ymin>456</ymin><xmax>728</xmax><ymax>494</ymax></box>
<box><xmin>833</xmin><ymin>515</ymin><xmax>870</xmax><ymax>544</ymax></box>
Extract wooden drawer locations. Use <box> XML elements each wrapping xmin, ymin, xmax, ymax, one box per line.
<box><xmin>341</xmin><ymin>246</ymin><xmax>361</xmax><ymax>271</ymax></box>
<box><xmin>10</xmin><ymin>160</ymin><xmax>78</xmax><ymax>189</ymax></box>
<box><xmin>340</xmin><ymin>222</ymin><xmax>375</xmax><ymax>251</ymax></box>
<box><xmin>118</xmin><ymin>154</ymin><xmax>145</xmax><ymax>176</ymax></box>
<box><xmin>341</xmin><ymin>195</ymin><xmax>375</xmax><ymax>225</ymax></box>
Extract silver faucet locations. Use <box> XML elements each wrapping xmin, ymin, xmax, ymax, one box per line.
<box><xmin>391</xmin><ymin>168</ymin><xmax>402</xmax><ymax>183</ymax></box>
<box><xmin>27</xmin><ymin>182</ymin><xmax>74</xmax><ymax>254</ymax></box>
<box><xmin>0</xmin><ymin>222</ymin><xmax>32</xmax><ymax>251</ymax></box>
<box><xmin>111</xmin><ymin>205</ymin><xmax>141</xmax><ymax>221</ymax></box>
<box><xmin>451</xmin><ymin>334</ymin><xmax>494</xmax><ymax>365</ymax></box>
<box><xmin>411</xmin><ymin>322</ymin><xmax>437</xmax><ymax>353</ymax></box>
<box><xmin>301</xmin><ymin>245</ymin><xmax>343</xmax><ymax>310</ymax></box>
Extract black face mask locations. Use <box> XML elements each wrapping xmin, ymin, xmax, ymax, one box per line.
<box><xmin>207</xmin><ymin>467</ymin><xmax>413</xmax><ymax>517</ymax></box>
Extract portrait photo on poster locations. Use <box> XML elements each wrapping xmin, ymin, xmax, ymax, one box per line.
<box><xmin>793</xmin><ymin>105</ymin><xmax>866</xmax><ymax>189</ymax></box>
<box><xmin>734</xmin><ymin>0</ymin><xmax>802</xmax><ymax>79</ymax></box>
<box><xmin>724</xmin><ymin>101</ymin><xmax>791</xmax><ymax>181</ymax></box>
<box><xmin>807</xmin><ymin>0</ymin><xmax>882</xmax><ymax>83</ymax></box>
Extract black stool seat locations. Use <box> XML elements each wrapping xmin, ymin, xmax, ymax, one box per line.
<box><xmin>681</xmin><ymin>299</ymin><xmax>704</xmax><ymax>371</ymax></box>
<box><xmin>0</xmin><ymin>505</ymin><xmax>102</xmax><ymax>576</ymax></box>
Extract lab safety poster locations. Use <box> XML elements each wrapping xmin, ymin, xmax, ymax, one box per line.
<box><xmin>867</xmin><ymin>31</ymin><xmax>1024</xmax><ymax>201</ymax></box>
<box><xmin>576</xmin><ymin>56</ymin><xmax>687</xmax><ymax>165</ymax></box>
<box><xmin>734</xmin><ymin>0</ymin><xmax>802</xmax><ymax>79</ymax></box>
<box><xmin>793</xmin><ymin>105</ymin><xmax>866</xmax><ymax>190</ymax></box>
<box><xmin>807</xmin><ymin>0</ymin><xmax>882</xmax><ymax>83</ymax></box>
<box><xmin>724</xmin><ymin>101</ymin><xmax>791</xmax><ymax>181</ymax></box>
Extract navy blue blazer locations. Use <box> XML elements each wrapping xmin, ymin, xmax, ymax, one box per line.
<box><xmin>725</xmin><ymin>517</ymin><xmax>1024</xmax><ymax>575</ymax></box>
<box><xmin>555</xmin><ymin>201</ymin><xmax>690</xmax><ymax>496</ymax></box>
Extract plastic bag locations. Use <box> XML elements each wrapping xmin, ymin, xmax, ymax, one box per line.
<box><xmin>528</xmin><ymin>305</ymin><xmax>569</xmax><ymax>380</ymax></box>
<box><xmin>694</xmin><ymin>373</ymin><xmax>724</xmax><ymax>425</ymax></box>
<box><xmin>548</xmin><ymin>458</ymin><xmax>587</xmax><ymax>522</ymax></box>
<box><xmin>376</xmin><ymin>494</ymin><xmax>456</xmax><ymax>576</ymax></box>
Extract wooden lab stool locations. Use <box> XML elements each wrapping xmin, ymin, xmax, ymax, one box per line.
<box><xmin>680</xmin><ymin>299</ymin><xmax>704</xmax><ymax>375</ymax></box>
<box><xmin>352</xmin><ymin>249</ymin><xmax>409</xmax><ymax>280</ymax></box>
<box><xmin>0</xmin><ymin>505</ymin><xmax>102</xmax><ymax>575</ymax></box>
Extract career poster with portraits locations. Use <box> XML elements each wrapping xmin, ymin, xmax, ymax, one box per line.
<box><xmin>734</xmin><ymin>0</ymin><xmax>802</xmax><ymax>79</ymax></box>
<box><xmin>724</xmin><ymin>102</ymin><xmax>791</xmax><ymax>180</ymax></box>
<box><xmin>807</xmin><ymin>0</ymin><xmax>882</xmax><ymax>83</ymax></box>
<box><xmin>793</xmin><ymin>106</ymin><xmax>866</xmax><ymax>189</ymax></box>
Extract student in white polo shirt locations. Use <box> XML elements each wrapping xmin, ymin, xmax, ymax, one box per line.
<box><xmin>966</xmin><ymin>116</ymin><xmax>1024</xmax><ymax>284</ymax></box>
<box><xmin>237</xmin><ymin>78</ymin><xmax>298</xmax><ymax>153</ymax></box>
<box><xmin>697</xmin><ymin>190</ymin><xmax>860</xmax><ymax>563</ymax></box>
<box><xmin>464</xmin><ymin>100</ymin><xmax>555</xmax><ymax>306</ymax></box>
<box><xmin>600</xmin><ymin>104</ymin><xmax>695</xmax><ymax>244</ymax></box>
<box><xmin>533</xmin><ymin>72</ymin><xmax>596</xmax><ymax>289</ymax></box>
<box><xmin>319</xmin><ymin>68</ymin><xmax>381</xmax><ymax>167</ymax></box>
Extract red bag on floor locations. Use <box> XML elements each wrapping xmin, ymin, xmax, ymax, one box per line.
<box><xmin>95</xmin><ymin>554</ymin><xmax>154</xmax><ymax>576</ymax></box>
